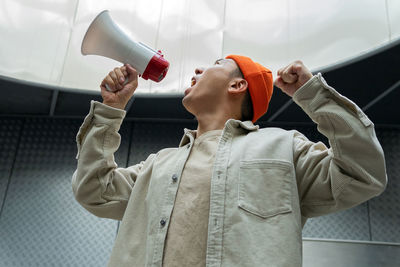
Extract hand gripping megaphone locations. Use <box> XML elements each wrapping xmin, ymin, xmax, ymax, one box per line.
<box><xmin>81</xmin><ymin>10</ymin><xmax>169</xmax><ymax>82</ymax></box>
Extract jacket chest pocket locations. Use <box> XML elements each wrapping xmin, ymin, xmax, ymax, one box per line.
<box><xmin>238</xmin><ymin>160</ymin><xmax>293</xmax><ymax>218</ymax></box>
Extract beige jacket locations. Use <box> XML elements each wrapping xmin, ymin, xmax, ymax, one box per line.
<box><xmin>72</xmin><ymin>73</ymin><xmax>387</xmax><ymax>267</ymax></box>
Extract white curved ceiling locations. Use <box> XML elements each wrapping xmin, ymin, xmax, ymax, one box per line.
<box><xmin>0</xmin><ymin>0</ymin><xmax>399</xmax><ymax>94</ymax></box>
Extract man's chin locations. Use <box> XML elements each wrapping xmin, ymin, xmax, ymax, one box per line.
<box><xmin>182</xmin><ymin>95</ymin><xmax>189</xmax><ymax>107</ymax></box>
<box><xmin>184</xmin><ymin>86</ymin><xmax>192</xmax><ymax>96</ymax></box>
<box><xmin>182</xmin><ymin>96</ymin><xmax>195</xmax><ymax>116</ymax></box>
<box><xmin>182</xmin><ymin>88</ymin><xmax>193</xmax><ymax>102</ymax></box>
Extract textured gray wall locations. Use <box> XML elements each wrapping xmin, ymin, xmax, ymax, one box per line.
<box><xmin>0</xmin><ymin>118</ymin><xmax>130</xmax><ymax>267</ymax></box>
<box><xmin>0</xmin><ymin>118</ymin><xmax>398</xmax><ymax>266</ymax></box>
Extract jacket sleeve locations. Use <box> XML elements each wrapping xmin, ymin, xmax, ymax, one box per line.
<box><xmin>71</xmin><ymin>100</ymin><xmax>155</xmax><ymax>220</ymax></box>
<box><xmin>292</xmin><ymin>73</ymin><xmax>387</xmax><ymax>218</ymax></box>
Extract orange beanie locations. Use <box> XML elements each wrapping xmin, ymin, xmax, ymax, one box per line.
<box><xmin>225</xmin><ymin>55</ymin><xmax>273</xmax><ymax>123</ymax></box>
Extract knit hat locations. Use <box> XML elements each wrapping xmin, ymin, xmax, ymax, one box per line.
<box><xmin>225</xmin><ymin>55</ymin><xmax>273</xmax><ymax>123</ymax></box>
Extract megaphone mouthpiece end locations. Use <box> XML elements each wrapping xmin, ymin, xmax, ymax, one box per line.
<box><xmin>142</xmin><ymin>54</ymin><xmax>170</xmax><ymax>82</ymax></box>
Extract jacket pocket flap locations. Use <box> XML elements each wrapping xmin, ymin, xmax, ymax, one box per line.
<box><xmin>238</xmin><ymin>159</ymin><xmax>293</xmax><ymax>219</ymax></box>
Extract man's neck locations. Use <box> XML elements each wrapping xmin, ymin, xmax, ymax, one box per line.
<box><xmin>195</xmin><ymin>113</ymin><xmax>230</xmax><ymax>137</ymax></box>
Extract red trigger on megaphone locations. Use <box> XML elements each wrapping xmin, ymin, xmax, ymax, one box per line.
<box><xmin>81</xmin><ymin>10</ymin><xmax>169</xmax><ymax>83</ymax></box>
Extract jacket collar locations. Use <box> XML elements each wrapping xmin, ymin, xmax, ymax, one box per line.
<box><xmin>178</xmin><ymin>119</ymin><xmax>259</xmax><ymax>147</ymax></box>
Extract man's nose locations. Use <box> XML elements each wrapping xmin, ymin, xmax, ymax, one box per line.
<box><xmin>195</xmin><ymin>67</ymin><xmax>204</xmax><ymax>75</ymax></box>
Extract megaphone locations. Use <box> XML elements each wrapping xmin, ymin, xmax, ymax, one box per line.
<box><xmin>81</xmin><ymin>10</ymin><xmax>169</xmax><ymax>82</ymax></box>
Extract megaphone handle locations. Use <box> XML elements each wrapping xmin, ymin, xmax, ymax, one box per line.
<box><xmin>105</xmin><ymin>84</ymin><xmax>112</xmax><ymax>92</ymax></box>
<box><xmin>105</xmin><ymin>78</ymin><xmax>130</xmax><ymax>92</ymax></box>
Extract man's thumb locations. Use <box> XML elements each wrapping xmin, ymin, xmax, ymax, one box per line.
<box><xmin>274</xmin><ymin>76</ymin><xmax>285</xmax><ymax>89</ymax></box>
<box><xmin>282</xmin><ymin>72</ymin><xmax>298</xmax><ymax>84</ymax></box>
<box><xmin>124</xmin><ymin>64</ymin><xmax>137</xmax><ymax>77</ymax></box>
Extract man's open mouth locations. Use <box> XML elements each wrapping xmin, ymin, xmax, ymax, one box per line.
<box><xmin>191</xmin><ymin>77</ymin><xmax>196</xmax><ymax>87</ymax></box>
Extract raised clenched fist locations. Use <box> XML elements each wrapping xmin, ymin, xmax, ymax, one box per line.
<box><xmin>274</xmin><ymin>60</ymin><xmax>313</xmax><ymax>97</ymax></box>
<box><xmin>100</xmin><ymin>64</ymin><xmax>139</xmax><ymax>110</ymax></box>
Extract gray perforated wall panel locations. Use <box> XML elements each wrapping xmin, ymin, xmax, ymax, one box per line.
<box><xmin>0</xmin><ymin>119</ymin><xmax>22</xmax><ymax>214</ymax></box>
<box><xmin>369</xmin><ymin>128</ymin><xmax>400</xmax><ymax>242</ymax></box>
<box><xmin>129</xmin><ymin>121</ymin><xmax>196</xmax><ymax>165</ymax></box>
<box><xmin>0</xmin><ymin>117</ymin><xmax>398</xmax><ymax>267</ymax></box>
<box><xmin>302</xmin><ymin>203</ymin><xmax>370</xmax><ymax>240</ymax></box>
<box><xmin>0</xmin><ymin>118</ymin><xmax>131</xmax><ymax>267</ymax></box>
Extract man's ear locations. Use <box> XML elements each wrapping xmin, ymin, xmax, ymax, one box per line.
<box><xmin>228</xmin><ymin>78</ymin><xmax>248</xmax><ymax>95</ymax></box>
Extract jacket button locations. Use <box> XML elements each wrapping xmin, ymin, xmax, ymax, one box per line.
<box><xmin>160</xmin><ymin>219</ymin><xmax>166</xmax><ymax>227</ymax></box>
<box><xmin>172</xmin><ymin>174</ymin><xmax>178</xmax><ymax>182</ymax></box>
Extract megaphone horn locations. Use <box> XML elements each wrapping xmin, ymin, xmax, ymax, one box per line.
<box><xmin>81</xmin><ymin>10</ymin><xmax>169</xmax><ymax>82</ymax></box>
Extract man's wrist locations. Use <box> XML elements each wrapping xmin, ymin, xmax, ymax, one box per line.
<box><xmin>102</xmin><ymin>101</ymin><xmax>126</xmax><ymax>110</ymax></box>
<box><xmin>92</xmin><ymin>101</ymin><xmax>127</xmax><ymax>126</ymax></box>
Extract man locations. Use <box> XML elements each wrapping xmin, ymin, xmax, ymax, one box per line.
<box><xmin>72</xmin><ymin>55</ymin><xmax>387</xmax><ymax>267</ymax></box>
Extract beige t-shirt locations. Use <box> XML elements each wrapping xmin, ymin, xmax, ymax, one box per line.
<box><xmin>162</xmin><ymin>129</ymin><xmax>223</xmax><ymax>267</ymax></box>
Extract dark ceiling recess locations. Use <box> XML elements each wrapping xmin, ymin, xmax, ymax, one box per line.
<box><xmin>1</xmin><ymin>38</ymin><xmax>399</xmax><ymax>125</ymax></box>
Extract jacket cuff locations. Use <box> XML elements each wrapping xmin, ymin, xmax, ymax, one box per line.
<box><xmin>75</xmin><ymin>101</ymin><xmax>126</xmax><ymax>159</ymax></box>
<box><xmin>292</xmin><ymin>74</ymin><xmax>319</xmax><ymax>105</ymax></box>
<box><xmin>292</xmin><ymin>73</ymin><xmax>372</xmax><ymax>127</ymax></box>
<box><xmin>91</xmin><ymin>101</ymin><xmax>127</xmax><ymax>126</ymax></box>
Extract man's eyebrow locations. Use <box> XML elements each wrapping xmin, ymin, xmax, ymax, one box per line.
<box><xmin>214</xmin><ymin>58</ymin><xmax>224</xmax><ymax>64</ymax></box>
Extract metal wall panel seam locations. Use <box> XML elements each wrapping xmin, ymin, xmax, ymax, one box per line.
<box><xmin>0</xmin><ymin>118</ymin><xmax>25</xmax><ymax>220</ymax></box>
<box><xmin>367</xmin><ymin>201</ymin><xmax>373</xmax><ymax>241</ymax></box>
<box><xmin>57</xmin><ymin>0</ymin><xmax>81</xmax><ymax>88</ymax></box>
<box><xmin>150</xmin><ymin>0</ymin><xmax>165</xmax><ymax>93</ymax></box>
<box><xmin>385</xmin><ymin>0</ymin><xmax>392</xmax><ymax>41</ymax></box>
